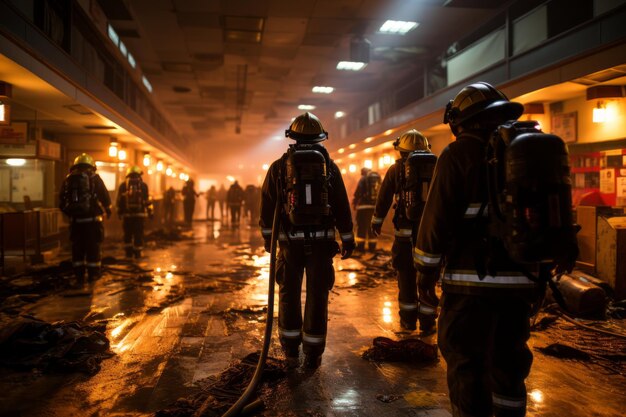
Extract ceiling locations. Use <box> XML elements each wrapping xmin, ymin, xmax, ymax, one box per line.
<box><xmin>99</xmin><ymin>0</ymin><xmax>508</xmax><ymax>177</ymax></box>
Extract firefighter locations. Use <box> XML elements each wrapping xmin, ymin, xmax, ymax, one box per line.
<box><xmin>59</xmin><ymin>153</ymin><xmax>112</xmax><ymax>282</ymax></box>
<box><xmin>182</xmin><ymin>179</ymin><xmax>199</xmax><ymax>226</ymax></box>
<box><xmin>227</xmin><ymin>180</ymin><xmax>245</xmax><ymax>227</ymax></box>
<box><xmin>352</xmin><ymin>167</ymin><xmax>380</xmax><ymax>252</ymax></box>
<box><xmin>260</xmin><ymin>112</ymin><xmax>355</xmax><ymax>370</ymax></box>
<box><xmin>116</xmin><ymin>165</ymin><xmax>153</xmax><ymax>259</ymax></box>
<box><xmin>370</xmin><ymin>130</ymin><xmax>437</xmax><ymax>334</ymax></box>
<box><xmin>413</xmin><ymin>82</ymin><xmax>577</xmax><ymax>417</ymax></box>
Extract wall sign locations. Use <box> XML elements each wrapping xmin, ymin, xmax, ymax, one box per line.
<box><xmin>37</xmin><ymin>139</ymin><xmax>62</xmax><ymax>160</ymax></box>
<box><xmin>0</xmin><ymin>122</ymin><xmax>27</xmax><ymax>144</ymax></box>
<box><xmin>600</xmin><ymin>168</ymin><xmax>616</xmax><ymax>194</ymax></box>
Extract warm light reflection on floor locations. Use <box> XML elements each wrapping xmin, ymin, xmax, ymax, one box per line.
<box><xmin>332</xmin><ymin>388</ymin><xmax>359</xmax><ymax>410</ymax></box>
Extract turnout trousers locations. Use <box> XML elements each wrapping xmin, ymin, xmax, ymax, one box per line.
<box><xmin>355</xmin><ymin>207</ymin><xmax>376</xmax><ymax>251</ymax></box>
<box><xmin>438</xmin><ymin>293</ymin><xmax>533</xmax><ymax>417</ymax></box>
<box><xmin>123</xmin><ymin>217</ymin><xmax>145</xmax><ymax>258</ymax></box>
<box><xmin>70</xmin><ymin>221</ymin><xmax>104</xmax><ymax>280</ymax></box>
<box><xmin>391</xmin><ymin>237</ymin><xmax>436</xmax><ymax>331</ymax></box>
<box><xmin>276</xmin><ymin>239</ymin><xmax>339</xmax><ymax>358</ymax></box>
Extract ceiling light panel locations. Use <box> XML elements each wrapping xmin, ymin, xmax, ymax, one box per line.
<box><xmin>312</xmin><ymin>86</ymin><xmax>334</xmax><ymax>94</ymax></box>
<box><xmin>298</xmin><ymin>104</ymin><xmax>316</xmax><ymax>110</ymax></box>
<box><xmin>379</xmin><ymin>20</ymin><xmax>419</xmax><ymax>35</ymax></box>
<box><xmin>336</xmin><ymin>61</ymin><xmax>366</xmax><ymax>71</ymax></box>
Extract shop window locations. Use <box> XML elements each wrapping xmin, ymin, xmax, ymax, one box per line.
<box><xmin>0</xmin><ymin>159</ymin><xmax>55</xmax><ymax>210</ymax></box>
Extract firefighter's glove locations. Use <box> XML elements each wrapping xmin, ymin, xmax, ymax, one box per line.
<box><xmin>371</xmin><ymin>222</ymin><xmax>382</xmax><ymax>237</ymax></box>
<box><xmin>418</xmin><ymin>269</ymin><xmax>440</xmax><ymax>307</ymax></box>
<box><xmin>341</xmin><ymin>239</ymin><xmax>355</xmax><ymax>260</ymax></box>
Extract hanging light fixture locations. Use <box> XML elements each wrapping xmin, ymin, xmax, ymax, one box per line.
<box><xmin>118</xmin><ymin>147</ymin><xmax>127</xmax><ymax>161</ymax></box>
<box><xmin>143</xmin><ymin>153</ymin><xmax>151</xmax><ymax>167</ymax></box>
<box><xmin>592</xmin><ymin>101</ymin><xmax>607</xmax><ymax>123</ymax></box>
<box><xmin>0</xmin><ymin>81</ymin><xmax>12</xmax><ymax>125</ymax></box>
<box><xmin>108</xmin><ymin>138</ymin><xmax>119</xmax><ymax>157</ymax></box>
<box><xmin>156</xmin><ymin>160</ymin><xmax>164</xmax><ymax>171</ymax></box>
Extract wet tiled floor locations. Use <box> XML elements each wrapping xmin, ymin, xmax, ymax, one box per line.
<box><xmin>0</xmin><ymin>221</ymin><xmax>624</xmax><ymax>416</ymax></box>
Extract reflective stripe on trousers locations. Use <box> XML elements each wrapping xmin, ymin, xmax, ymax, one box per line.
<box><xmin>302</xmin><ymin>333</ymin><xmax>325</xmax><ymax>345</ymax></box>
<box><xmin>443</xmin><ymin>271</ymin><xmax>536</xmax><ymax>287</ymax></box>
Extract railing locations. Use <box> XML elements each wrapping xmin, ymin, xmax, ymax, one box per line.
<box><xmin>0</xmin><ymin>208</ymin><xmax>62</xmax><ymax>272</ymax></box>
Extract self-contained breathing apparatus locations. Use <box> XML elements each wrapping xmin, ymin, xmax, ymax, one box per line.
<box><xmin>63</xmin><ymin>171</ymin><xmax>94</xmax><ymax>217</ymax></box>
<box><xmin>403</xmin><ymin>151</ymin><xmax>437</xmax><ymax>222</ymax></box>
<box><xmin>124</xmin><ymin>176</ymin><xmax>146</xmax><ymax>213</ymax></box>
<box><xmin>283</xmin><ymin>143</ymin><xmax>331</xmax><ymax>226</ymax></box>
<box><xmin>486</xmin><ymin>120</ymin><xmax>578</xmax><ymax>266</ymax></box>
<box><xmin>364</xmin><ymin>171</ymin><xmax>382</xmax><ymax>205</ymax></box>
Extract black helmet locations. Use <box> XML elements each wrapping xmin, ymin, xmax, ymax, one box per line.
<box><xmin>285</xmin><ymin>112</ymin><xmax>328</xmax><ymax>143</ymax></box>
<box><xmin>443</xmin><ymin>82</ymin><xmax>523</xmax><ymax>134</ymax></box>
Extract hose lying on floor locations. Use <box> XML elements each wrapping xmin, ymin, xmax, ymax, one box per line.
<box><xmin>194</xmin><ymin>200</ymin><xmax>280</xmax><ymax>417</ymax></box>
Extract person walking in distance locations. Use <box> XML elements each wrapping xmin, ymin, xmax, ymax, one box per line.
<box><xmin>260</xmin><ymin>112</ymin><xmax>355</xmax><ymax>370</ymax></box>
<box><xmin>206</xmin><ymin>185</ymin><xmax>217</xmax><ymax>221</ymax></box>
<box><xmin>182</xmin><ymin>179</ymin><xmax>199</xmax><ymax>227</ymax></box>
<box><xmin>227</xmin><ymin>180</ymin><xmax>245</xmax><ymax>227</ymax></box>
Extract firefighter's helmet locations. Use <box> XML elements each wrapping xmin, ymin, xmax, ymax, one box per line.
<box><xmin>443</xmin><ymin>82</ymin><xmax>523</xmax><ymax>133</ymax></box>
<box><xmin>71</xmin><ymin>153</ymin><xmax>95</xmax><ymax>169</ymax></box>
<box><xmin>393</xmin><ymin>129</ymin><xmax>430</xmax><ymax>152</ymax></box>
<box><xmin>126</xmin><ymin>165</ymin><xmax>143</xmax><ymax>177</ymax></box>
<box><xmin>285</xmin><ymin>112</ymin><xmax>328</xmax><ymax>143</ymax></box>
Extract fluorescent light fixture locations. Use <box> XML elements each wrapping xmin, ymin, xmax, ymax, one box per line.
<box><xmin>118</xmin><ymin>149</ymin><xmax>127</xmax><ymax>161</ymax></box>
<box><xmin>107</xmin><ymin>24</ymin><xmax>119</xmax><ymax>46</ymax></box>
<box><xmin>312</xmin><ymin>86</ymin><xmax>334</xmax><ymax>94</ymax></box>
<box><xmin>166</xmin><ymin>167</ymin><xmax>173</xmax><ymax>176</ymax></box>
<box><xmin>364</xmin><ymin>148</ymin><xmax>372</xmax><ymax>153</ymax></box>
<box><xmin>6</xmin><ymin>158</ymin><xmax>26</xmax><ymax>166</ymax></box>
<box><xmin>119</xmin><ymin>41</ymin><xmax>127</xmax><ymax>57</ymax></box>
<box><xmin>364</xmin><ymin>159</ymin><xmax>373</xmax><ymax>169</ymax></box>
<box><xmin>128</xmin><ymin>53</ymin><xmax>136</xmax><ymax>68</ymax></box>
<box><xmin>349</xmin><ymin>164</ymin><xmax>357</xmax><ymax>173</ymax></box>
<box><xmin>348</xmin><ymin>153</ymin><xmax>356</xmax><ymax>159</ymax></box>
<box><xmin>0</xmin><ymin>102</ymin><xmax>7</xmax><ymax>124</ymax></box>
<box><xmin>298</xmin><ymin>104</ymin><xmax>316</xmax><ymax>110</ymax></box>
<box><xmin>348</xmin><ymin>144</ymin><xmax>356</xmax><ymax>149</ymax></box>
<box><xmin>336</xmin><ymin>61</ymin><xmax>366</xmax><ymax>71</ymax></box>
<box><xmin>364</xmin><ymin>137</ymin><xmax>373</xmax><ymax>143</ymax></box>
<box><xmin>379</xmin><ymin>20</ymin><xmax>419</xmax><ymax>35</ymax></box>
<box><xmin>143</xmin><ymin>153</ymin><xmax>151</xmax><ymax>167</ymax></box>
<box><xmin>142</xmin><ymin>76</ymin><xmax>153</xmax><ymax>93</ymax></box>
<box><xmin>338</xmin><ymin>148</ymin><xmax>345</xmax><ymax>154</ymax></box>
<box><xmin>156</xmin><ymin>161</ymin><xmax>164</xmax><ymax>171</ymax></box>
<box><xmin>335</xmin><ymin>111</ymin><xmax>346</xmax><ymax>119</ymax></box>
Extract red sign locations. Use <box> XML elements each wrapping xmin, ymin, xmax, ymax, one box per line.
<box><xmin>0</xmin><ymin>122</ymin><xmax>27</xmax><ymax>144</ymax></box>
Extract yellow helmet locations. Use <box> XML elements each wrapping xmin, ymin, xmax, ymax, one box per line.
<box><xmin>393</xmin><ymin>129</ymin><xmax>430</xmax><ymax>152</ymax></box>
<box><xmin>285</xmin><ymin>112</ymin><xmax>328</xmax><ymax>143</ymax></box>
<box><xmin>72</xmin><ymin>153</ymin><xmax>95</xmax><ymax>169</ymax></box>
<box><xmin>126</xmin><ymin>165</ymin><xmax>143</xmax><ymax>176</ymax></box>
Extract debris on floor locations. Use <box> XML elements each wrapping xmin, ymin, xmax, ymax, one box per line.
<box><xmin>155</xmin><ymin>352</ymin><xmax>287</xmax><ymax>417</ymax></box>
<box><xmin>0</xmin><ymin>314</ymin><xmax>113</xmax><ymax>375</ymax></box>
<box><xmin>362</xmin><ymin>336</ymin><xmax>438</xmax><ymax>363</ymax></box>
<box><xmin>145</xmin><ymin>227</ymin><xmax>194</xmax><ymax>248</ymax></box>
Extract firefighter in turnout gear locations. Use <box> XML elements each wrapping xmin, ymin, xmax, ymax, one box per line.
<box><xmin>352</xmin><ymin>167</ymin><xmax>380</xmax><ymax>252</ymax></box>
<box><xmin>371</xmin><ymin>130</ymin><xmax>437</xmax><ymax>333</ymax></box>
<box><xmin>260</xmin><ymin>112</ymin><xmax>355</xmax><ymax>370</ymax></box>
<box><xmin>414</xmin><ymin>82</ymin><xmax>577</xmax><ymax>417</ymax></box>
<box><xmin>116</xmin><ymin>165</ymin><xmax>153</xmax><ymax>259</ymax></box>
<box><xmin>59</xmin><ymin>153</ymin><xmax>112</xmax><ymax>282</ymax></box>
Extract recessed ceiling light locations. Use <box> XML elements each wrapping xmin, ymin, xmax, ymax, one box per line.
<box><xmin>335</xmin><ymin>111</ymin><xmax>346</xmax><ymax>119</ymax></box>
<box><xmin>312</xmin><ymin>86</ymin><xmax>334</xmax><ymax>94</ymax></box>
<box><xmin>336</xmin><ymin>61</ymin><xmax>366</xmax><ymax>71</ymax></box>
<box><xmin>298</xmin><ymin>104</ymin><xmax>316</xmax><ymax>110</ymax></box>
<box><xmin>379</xmin><ymin>20</ymin><xmax>419</xmax><ymax>35</ymax></box>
